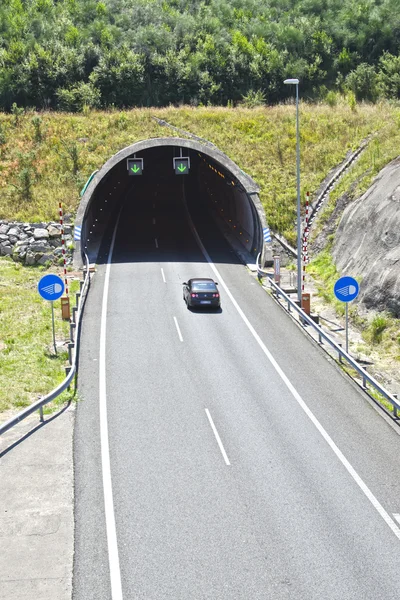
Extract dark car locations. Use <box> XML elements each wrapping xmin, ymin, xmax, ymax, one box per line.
<box><xmin>183</xmin><ymin>278</ymin><xmax>221</xmax><ymax>309</ymax></box>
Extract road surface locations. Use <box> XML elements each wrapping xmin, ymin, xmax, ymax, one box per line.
<box><xmin>73</xmin><ymin>179</ymin><xmax>400</xmax><ymax>599</ymax></box>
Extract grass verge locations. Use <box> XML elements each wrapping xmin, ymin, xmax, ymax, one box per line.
<box><xmin>0</xmin><ymin>257</ymin><xmax>80</xmax><ymax>414</ymax></box>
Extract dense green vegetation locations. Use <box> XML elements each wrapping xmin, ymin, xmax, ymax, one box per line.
<box><xmin>1</xmin><ymin>0</ymin><xmax>400</xmax><ymax>111</ymax></box>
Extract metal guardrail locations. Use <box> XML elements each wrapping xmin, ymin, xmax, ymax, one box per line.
<box><xmin>0</xmin><ymin>253</ymin><xmax>91</xmax><ymax>437</ymax></box>
<box><xmin>265</xmin><ymin>275</ymin><xmax>400</xmax><ymax>420</ymax></box>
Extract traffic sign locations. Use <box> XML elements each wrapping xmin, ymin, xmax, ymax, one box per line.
<box><xmin>38</xmin><ymin>274</ymin><xmax>65</xmax><ymax>301</ymax></box>
<box><xmin>173</xmin><ymin>156</ymin><xmax>190</xmax><ymax>175</ymax></box>
<box><xmin>334</xmin><ymin>276</ymin><xmax>359</xmax><ymax>303</ymax></box>
<box><xmin>127</xmin><ymin>158</ymin><xmax>143</xmax><ymax>176</ymax></box>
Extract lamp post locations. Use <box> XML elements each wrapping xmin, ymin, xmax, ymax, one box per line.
<box><xmin>284</xmin><ymin>78</ymin><xmax>301</xmax><ymax>303</ymax></box>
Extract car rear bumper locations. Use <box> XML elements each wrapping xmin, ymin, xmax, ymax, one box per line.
<box><xmin>189</xmin><ymin>299</ymin><xmax>221</xmax><ymax>308</ymax></box>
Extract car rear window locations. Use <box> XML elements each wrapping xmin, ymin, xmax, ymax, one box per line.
<box><xmin>192</xmin><ymin>281</ymin><xmax>217</xmax><ymax>291</ymax></box>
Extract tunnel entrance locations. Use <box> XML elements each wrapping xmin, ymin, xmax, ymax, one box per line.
<box><xmin>74</xmin><ymin>138</ymin><xmax>272</xmax><ymax>269</ymax></box>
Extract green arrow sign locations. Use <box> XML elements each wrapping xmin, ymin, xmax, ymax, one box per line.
<box><xmin>127</xmin><ymin>158</ymin><xmax>143</xmax><ymax>175</ymax></box>
<box><xmin>174</xmin><ymin>157</ymin><xmax>190</xmax><ymax>175</ymax></box>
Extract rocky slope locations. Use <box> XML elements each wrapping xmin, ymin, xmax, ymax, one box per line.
<box><xmin>331</xmin><ymin>158</ymin><xmax>400</xmax><ymax>317</ymax></box>
<box><xmin>0</xmin><ymin>220</ymin><xmax>73</xmax><ymax>266</ymax></box>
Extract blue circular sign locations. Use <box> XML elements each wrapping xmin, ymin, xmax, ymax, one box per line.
<box><xmin>334</xmin><ymin>276</ymin><xmax>359</xmax><ymax>303</ymax></box>
<box><xmin>38</xmin><ymin>274</ymin><xmax>65</xmax><ymax>301</ymax></box>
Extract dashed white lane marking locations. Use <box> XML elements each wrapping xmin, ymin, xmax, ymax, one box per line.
<box><xmin>205</xmin><ymin>409</ymin><xmax>231</xmax><ymax>466</ymax></box>
<box><xmin>155</xmin><ymin>238</ymin><xmax>158</xmax><ymax>248</ymax></box>
<box><xmin>182</xmin><ymin>195</ymin><xmax>400</xmax><ymax>542</ymax></box>
<box><xmin>153</xmin><ymin>217</ymin><xmax>156</xmax><ymax>225</ymax></box>
<box><xmin>173</xmin><ymin>316</ymin><xmax>183</xmax><ymax>342</ymax></box>
<box><xmin>161</xmin><ymin>268</ymin><xmax>166</xmax><ymax>283</ymax></box>
<box><xmin>100</xmin><ymin>210</ymin><xmax>124</xmax><ymax>600</ymax></box>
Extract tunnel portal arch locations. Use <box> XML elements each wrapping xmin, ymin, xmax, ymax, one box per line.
<box><xmin>74</xmin><ymin>137</ymin><xmax>272</xmax><ymax>268</ymax></box>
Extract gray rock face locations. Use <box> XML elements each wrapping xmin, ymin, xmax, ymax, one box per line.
<box><xmin>25</xmin><ymin>250</ymin><xmax>36</xmax><ymax>265</ymax></box>
<box><xmin>0</xmin><ymin>243</ymin><xmax>12</xmax><ymax>255</ymax></box>
<box><xmin>30</xmin><ymin>240</ymin><xmax>50</xmax><ymax>253</ymax></box>
<box><xmin>48</xmin><ymin>225</ymin><xmax>61</xmax><ymax>237</ymax></box>
<box><xmin>332</xmin><ymin>158</ymin><xmax>400</xmax><ymax>317</ymax></box>
<box><xmin>0</xmin><ymin>224</ymin><xmax>10</xmax><ymax>235</ymax></box>
<box><xmin>38</xmin><ymin>253</ymin><xmax>53</xmax><ymax>265</ymax></box>
<box><xmin>8</xmin><ymin>227</ymin><xmax>21</xmax><ymax>237</ymax></box>
<box><xmin>33</xmin><ymin>228</ymin><xmax>49</xmax><ymax>240</ymax></box>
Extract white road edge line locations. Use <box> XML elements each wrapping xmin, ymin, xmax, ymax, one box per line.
<box><xmin>205</xmin><ymin>409</ymin><xmax>231</xmax><ymax>465</ymax></box>
<box><xmin>173</xmin><ymin>316</ymin><xmax>183</xmax><ymax>342</ymax></box>
<box><xmin>182</xmin><ymin>196</ymin><xmax>400</xmax><ymax>542</ymax></box>
<box><xmin>155</xmin><ymin>238</ymin><xmax>158</xmax><ymax>248</ymax></box>
<box><xmin>100</xmin><ymin>208</ymin><xmax>124</xmax><ymax>600</ymax></box>
<box><xmin>393</xmin><ymin>514</ymin><xmax>400</xmax><ymax>525</ymax></box>
<box><xmin>161</xmin><ymin>268</ymin><xmax>166</xmax><ymax>283</ymax></box>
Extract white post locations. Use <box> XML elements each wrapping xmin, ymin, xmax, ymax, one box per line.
<box><xmin>284</xmin><ymin>78</ymin><xmax>301</xmax><ymax>303</ymax></box>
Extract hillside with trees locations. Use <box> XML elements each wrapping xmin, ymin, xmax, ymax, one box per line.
<box><xmin>1</xmin><ymin>0</ymin><xmax>400</xmax><ymax>111</ymax></box>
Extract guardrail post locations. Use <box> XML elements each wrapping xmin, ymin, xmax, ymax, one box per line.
<box><xmin>362</xmin><ymin>368</ymin><xmax>368</xmax><ymax>390</ymax></box>
<box><xmin>72</xmin><ymin>306</ymin><xmax>78</xmax><ymax>323</ymax></box>
<box><xmin>68</xmin><ymin>342</ymin><xmax>74</xmax><ymax>365</ymax></box>
<box><xmin>65</xmin><ymin>366</ymin><xmax>72</xmax><ymax>390</ymax></box>
<box><xmin>393</xmin><ymin>394</ymin><xmax>398</xmax><ymax>419</ymax></box>
<box><xmin>39</xmin><ymin>405</ymin><xmax>44</xmax><ymax>422</ymax></box>
<box><xmin>80</xmin><ymin>279</ymin><xmax>84</xmax><ymax>292</ymax></box>
<box><xmin>338</xmin><ymin>343</ymin><xmax>342</xmax><ymax>363</ymax></box>
<box><xmin>75</xmin><ymin>291</ymin><xmax>81</xmax><ymax>306</ymax></box>
<box><xmin>69</xmin><ymin>321</ymin><xmax>75</xmax><ymax>343</ymax></box>
<box><xmin>318</xmin><ymin>332</ymin><xmax>322</xmax><ymax>344</ymax></box>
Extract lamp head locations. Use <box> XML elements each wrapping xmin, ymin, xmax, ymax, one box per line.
<box><xmin>284</xmin><ymin>78</ymin><xmax>299</xmax><ymax>85</ymax></box>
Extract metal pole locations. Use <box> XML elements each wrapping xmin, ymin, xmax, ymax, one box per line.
<box><xmin>295</xmin><ymin>82</ymin><xmax>301</xmax><ymax>304</ymax></box>
<box><xmin>51</xmin><ymin>301</ymin><xmax>57</xmax><ymax>355</ymax></box>
<box><xmin>345</xmin><ymin>302</ymin><xmax>349</xmax><ymax>354</ymax></box>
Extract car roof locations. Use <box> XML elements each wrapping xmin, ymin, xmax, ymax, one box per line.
<box><xmin>189</xmin><ymin>278</ymin><xmax>215</xmax><ymax>284</ymax></box>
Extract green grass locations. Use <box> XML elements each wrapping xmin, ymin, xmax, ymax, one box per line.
<box><xmin>2</xmin><ymin>101</ymin><xmax>400</xmax><ymax>246</ymax></box>
<box><xmin>0</xmin><ymin>258</ymin><xmax>80</xmax><ymax>413</ymax></box>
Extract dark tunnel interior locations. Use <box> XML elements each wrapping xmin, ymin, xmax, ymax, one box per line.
<box><xmin>81</xmin><ymin>145</ymin><xmax>263</xmax><ymax>266</ymax></box>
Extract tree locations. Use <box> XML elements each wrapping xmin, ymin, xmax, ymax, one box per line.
<box><xmin>376</xmin><ymin>52</ymin><xmax>400</xmax><ymax>100</ymax></box>
<box><xmin>345</xmin><ymin>63</ymin><xmax>378</xmax><ymax>102</ymax></box>
<box><xmin>89</xmin><ymin>46</ymin><xmax>145</xmax><ymax>107</ymax></box>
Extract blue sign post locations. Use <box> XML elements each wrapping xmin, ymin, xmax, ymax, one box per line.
<box><xmin>38</xmin><ymin>274</ymin><xmax>65</xmax><ymax>354</ymax></box>
<box><xmin>334</xmin><ymin>276</ymin><xmax>359</xmax><ymax>353</ymax></box>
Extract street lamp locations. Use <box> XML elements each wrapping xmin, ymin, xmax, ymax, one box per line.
<box><xmin>284</xmin><ymin>78</ymin><xmax>301</xmax><ymax>303</ymax></box>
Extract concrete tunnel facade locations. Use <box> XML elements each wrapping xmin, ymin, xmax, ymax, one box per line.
<box><xmin>73</xmin><ymin>137</ymin><xmax>272</xmax><ymax>269</ymax></box>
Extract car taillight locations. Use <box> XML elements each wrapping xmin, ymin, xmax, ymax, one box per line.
<box><xmin>191</xmin><ymin>293</ymin><xmax>198</xmax><ymax>298</ymax></box>
<box><xmin>213</xmin><ymin>293</ymin><xmax>219</xmax><ymax>298</ymax></box>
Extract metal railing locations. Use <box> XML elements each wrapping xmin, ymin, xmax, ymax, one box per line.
<box><xmin>265</xmin><ymin>275</ymin><xmax>400</xmax><ymax>420</ymax></box>
<box><xmin>0</xmin><ymin>253</ymin><xmax>91</xmax><ymax>437</ymax></box>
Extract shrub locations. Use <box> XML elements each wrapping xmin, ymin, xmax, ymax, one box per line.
<box><xmin>325</xmin><ymin>91</ymin><xmax>337</xmax><ymax>107</ymax></box>
<box><xmin>31</xmin><ymin>116</ymin><xmax>43</xmax><ymax>143</ymax></box>
<box><xmin>369</xmin><ymin>314</ymin><xmax>388</xmax><ymax>344</ymax></box>
<box><xmin>241</xmin><ymin>89</ymin><xmax>266</xmax><ymax>108</ymax></box>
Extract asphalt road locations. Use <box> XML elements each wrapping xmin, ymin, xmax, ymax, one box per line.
<box><xmin>73</xmin><ymin>179</ymin><xmax>400</xmax><ymax>599</ymax></box>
